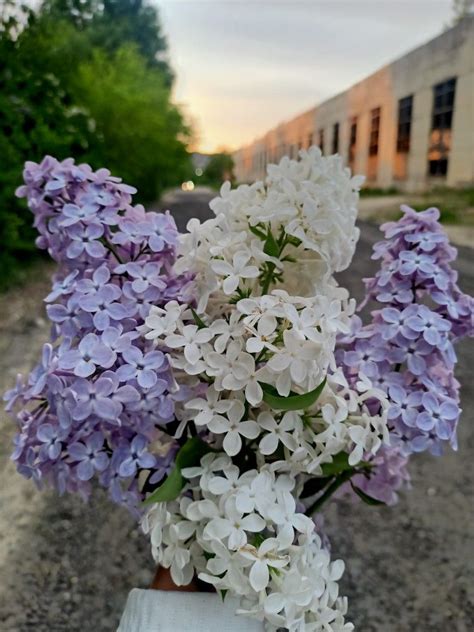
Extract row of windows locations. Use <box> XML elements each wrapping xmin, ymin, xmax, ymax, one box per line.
<box><xmin>249</xmin><ymin>77</ymin><xmax>457</xmax><ymax>178</ymax></box>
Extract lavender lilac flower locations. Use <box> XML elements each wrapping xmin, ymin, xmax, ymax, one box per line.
<box><xmin>4</xmin><ymin>156</ymin><xmax>194</xmax><ymax>514</ymax></box>
<box><xmin>339</xmin><ymin>205</ymin><xmax>473</xmax><ymax>503</ymax></box>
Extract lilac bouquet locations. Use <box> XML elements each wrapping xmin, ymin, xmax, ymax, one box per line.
<box><xmin>5</xmin><ymin>151</ymin><xmax>473</xmax><ymax>631</ymax></box>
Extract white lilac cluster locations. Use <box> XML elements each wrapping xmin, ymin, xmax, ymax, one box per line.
<box><xmin>140</xmin><ymin>148</ymin><xmax>389</xmax><ymax>630</ymax></box>
<box><xmin>175</xmin><ymin>146</ymin><xmax>364</xmax><ymax>310</ymax></box>
<box><xmin>144</xmin><ymin>293</ymin><xmax>388</xmax><ymax>472</ymax></box>
<box><xmin>143</xmin><ymin>456</ymin><xmax>352</xmax><ymax>631</ymax></box>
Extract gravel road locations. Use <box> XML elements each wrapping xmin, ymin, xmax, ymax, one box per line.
<box><xmin>0</xmin><ymin>189</ymin><xmax>472</xmax><ymax>631</ymax></box>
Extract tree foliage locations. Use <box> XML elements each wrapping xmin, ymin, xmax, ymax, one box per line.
<box><xmin>445</xmin><ymin>0</ymin><xmax>474</xmax><ymax>28</ymax></box>
<box><xmin>0</xmin><ymin>0</ymin><xmax>191</xmax><ymax>289</ymax></box>
<box><xmin>201</xmin><ymin>153</ymin><xmax>235</xmax><ymax>188</ymax></box>
<box><xmin>42</xmin><ymin>0</ymin><xmax>173</xmax><ymax>82</ymax></box>
<box><xmin>75</xmin><ymin>45</ymin><xmax>190</xmax><ymax>200</ymax></box>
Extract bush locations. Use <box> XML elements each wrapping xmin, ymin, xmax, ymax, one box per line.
<box><xmin>0</xmin><ymin>1</ymin><xmax>191</xmax><ymax>290</ymax></box>
<box><xmin>0</xmin><ymin>13</ymin><xmax>96</xmax><ymax>287</ymax></box>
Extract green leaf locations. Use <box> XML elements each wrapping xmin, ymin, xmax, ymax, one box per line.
<box><xmin>252</xmin><ymin>532</ymin><xmax>266</xmax><ymax>547</ymax></box>
<box><xmin>263</xmin><ymin>229</ymin><xmax>280</xmax><ymax>258</ymax></box>
<box><xmin>351</xmin><ymin>484</ymin><xmax>386</xmax><ymax>506</ymax></box>
<box><xmin>143</xmin><ymin>465</ymin><xmax>184</xmax><ymax>504</ymax></box>
<box><xmin>286</xmin><ymin>235</ymin><xmax>302</xmax><ymax>247</ymax></box>
<box><xmin>321</xmin><ymin>452</ymin><xmax>352</xmax><ymax>476</ymax></box>
<box><xmin>260</xmin><ymin>377</ymin><xmax>327</xmax><ymax>411</ymax></box>
<box><xmin>249</xmin><ymin>224</ymin><xmax>267</xmax><ymax>240</ymax></box>
<box><xmin>143</xmin><ymin>437</ymin><xmax>212</xmax><ymax>505</ymax></box>
<box><xmin>175</xmin><ymin>436</ymin><xmax>212</xmax><ymax>468</ymax></box>
<box><xmin>321</xmin><ymin>453</ymin><xmax>373</xmax><ymax>477</ymax></box>
<box><xmin>191</xmin><ymin>308</ymin><xmax>207</xmax><ymax>330</ymax></box>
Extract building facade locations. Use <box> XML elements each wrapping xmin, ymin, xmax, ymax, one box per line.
<box><xmin>233</xmin><ymin>17</ymin><xmax>474</xmax><ymax>191</ymax></box>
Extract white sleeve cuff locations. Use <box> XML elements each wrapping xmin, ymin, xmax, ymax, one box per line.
<box><xmin>117</xmin><ymin>588</ymin><xmax>265</xmax><ymax>632</ymax></box>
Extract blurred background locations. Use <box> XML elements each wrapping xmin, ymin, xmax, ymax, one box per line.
<box><xmin>1</xmin><ymin>0</ymin><xmax>473</xmax><ymax>290</ymax></box>
<box><xmin>0</xmin><ymin>1</ymin><xmax>473</xmax><ymax>630</ymax></box>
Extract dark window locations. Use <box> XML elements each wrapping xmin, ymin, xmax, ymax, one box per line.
<box><xmin>396</xmin><ymin>95</ymin><xmax>413</xmax><ymax>153</ymax></box>
<box><xmin>318</xmin><ymin>129</ymin><xmax>325</xmax><ymax>154</ymax></box>
<box><xmin>369</xmin><ymin>107</ymin><xmax>381</xmax><ymax>156</ymax></box>
<box><xmin>348</xmin><ymin>117</ymin><xmax>357</xmax><ymax>163</ymax></box>
<box><xmin>307</xmin><ymin>132</ymin><xmax>313</xmax><ymax>148</ymax></box>
<box><xmin>428</xmin><ymin>77</ymin><xmax>456</xmax><ymax>177</ymax></box>
<box><xmin>432</xmin><ymin>78</ymin><xmax>456</xmax><ymax>131</ymax></box>
<box><xmin>332</xmin><ymin>123</ymin><xmax>339</xmax><ymax>154</ymax></box>
<box><xmin>429</xmin><ymin>159</ymin><xmax>448</xmax><ymax>176</ymax></box>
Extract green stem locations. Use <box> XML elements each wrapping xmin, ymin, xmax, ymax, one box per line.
<box><xmin>261</xmin><ymin>262</ymin><xmax>276</xmax><ymax>295</ymax></box>
<box><xmin>260</xmin><ymin>233</ymin><xmax>290</xmax><ymax>295</ymax></box>
<box><xmin>255</xmin><ymin>349</ymin><xmax>268</xmax><ymax>364</ymax></box>
<box><xmin>305</xmin><ymin>470</ymin><xmax>356</xmax><ymax>515</ymax></box>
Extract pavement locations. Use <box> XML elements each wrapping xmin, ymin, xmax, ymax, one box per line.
<box><xmin>0</xmin><ymin>189</ymin><xmax>472</xmax><ymax>631</ymax></box>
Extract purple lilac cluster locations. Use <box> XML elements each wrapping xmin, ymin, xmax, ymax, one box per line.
<box><xmin>341</xmin><ymin>206</ymin><xmax>473</xmax><ymax>454</ymax></box>
<box><xmin>349</xmin><ymin>445</ymin><xmax>411</xmax><ymax>506</ymax></box>
<box><xmin>338</xmin><ymin>206</ymin><xmax>473</xmax><ymax>503</ymax></box>
<box><xmin>4</xmin><ymin>156</ymin><xmax>194</xmax><ymax>514</ymax></box>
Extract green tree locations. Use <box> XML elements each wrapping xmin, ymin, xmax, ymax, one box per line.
<box><xmin>446</xmin><ymin>0</ymin><xmax>474</xmax><ymax>27</ymax></box>
<box><xmin>0</xmin><ymin>0</ymin><xmax>191</xmax><ymax>289</ymax></box>
<box><xmin>0</xmin><ymin>3</ymin><xmax>95</xmax><ymax>286</ymax></box>
<box><xmin>42</xmin><ymin>0</ymin><xmax>173</xmax><ymax>83</ymax></box>
<box><xmin>202</xmin><ymin>153</ymin><xmax>235</xmax><ymax>188</ymax></box>
<box><xmin>74</xmin><ymin>45</ymin><xmax>190</xmax><ymax>201</ymax></box>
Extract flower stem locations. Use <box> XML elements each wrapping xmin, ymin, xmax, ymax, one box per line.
<box><xmin>103</xmin><ymin>239</ymin><xmax>124</xmax><ymax>264</ymax></box>
<box><xmin>305</xmin><ymin>470</ymin><xmax>356</xmax><ymax>515</ymax></box>
<box><xmin>261</xmin><ymin>262</ymin><xmax>276</xmax><ymax>295</ymax></box>
<box><xmin>260</xmin><ymin>232</ymin><xmax>290</xmax><ymax>295</ymax></box>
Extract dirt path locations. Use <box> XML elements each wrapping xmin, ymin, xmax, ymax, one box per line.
<box><xmin>0</xmin><ymin>194</ymin><xmax>472</xmax><ymax>631</ymax></box>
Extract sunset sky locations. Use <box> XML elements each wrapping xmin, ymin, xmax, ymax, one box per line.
<box><xmin>156</xmin><ymin>0</ymin><xmax>454</xmax><ymax>153</ymax></box>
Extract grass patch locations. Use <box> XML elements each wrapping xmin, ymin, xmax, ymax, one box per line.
<box><xmin>413</xmin><ymin>187</ymin><xmax>474</xmax><ymax>225</ymax></box>
<box><xmin>359</xmin><ymin>187</ymin><xmax>474</xmax><ymax>227</ymax></box>
<box><xmin>360</xmin><ymin>186</ymin><xmax>399</xmax><ymax>197</ymax></box>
